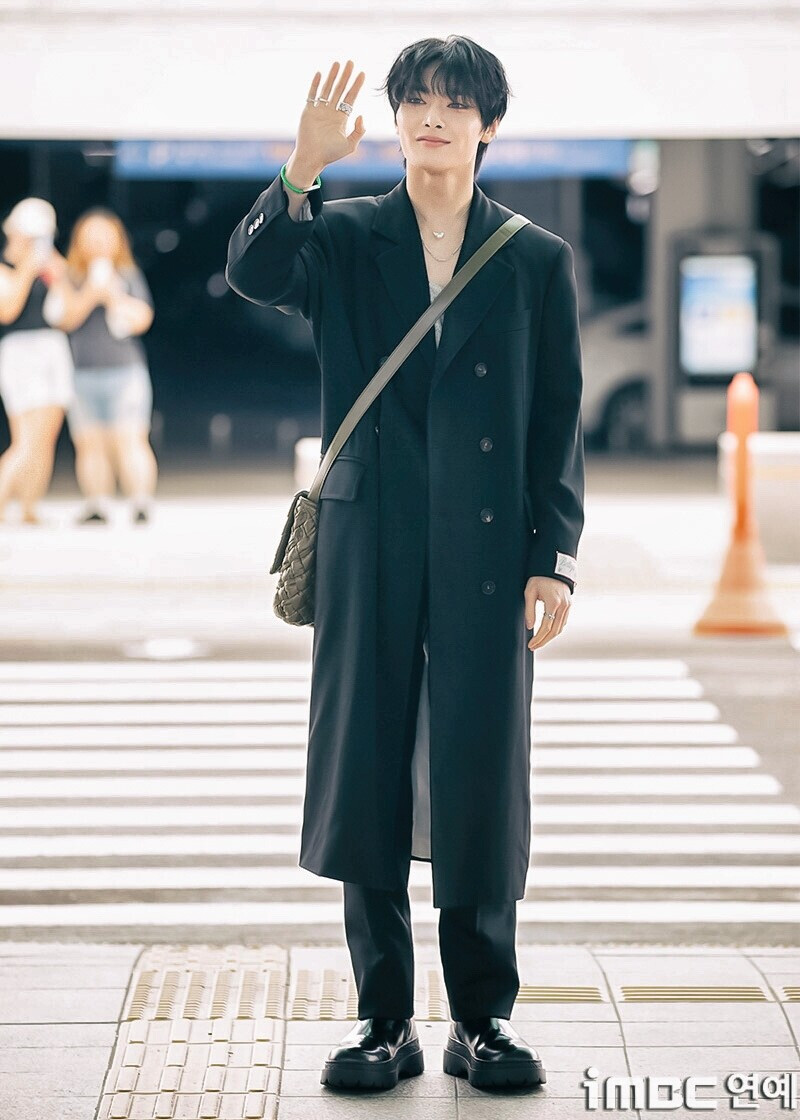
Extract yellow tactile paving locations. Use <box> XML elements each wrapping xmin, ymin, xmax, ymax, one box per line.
<box><xmin>96</xmin><ymin>945</ymin><xmax>286</xmax><ymax>1120</ymax></box>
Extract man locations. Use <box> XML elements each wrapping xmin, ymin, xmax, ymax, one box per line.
<box><xmin>226</xmin><ymin>35</ymin><xmax>585</xmax><ymax>1093</ymax></box>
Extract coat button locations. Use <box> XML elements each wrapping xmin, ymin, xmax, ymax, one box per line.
<box><xmin>480</xmin><ymin>437</ymin><xmax>493</xmax><ymax>452</ymax></box>
<box><xmin>374</xmin><ymin>424</ymin><xmax>380</xmax><ymax>434</ymax></box>
<box><xmin>480</xmin><ymin>507</ymin><xmax>494</xmax><ymax>522</ymax></box>
<box><xmin>247</xmin><ymin>224</ymin><xmax>254</xmax><ymax>235</ymax></box>
<box><xmin>481</xmin><ymin>580</ymin><xmax>496</xmax><ymax>595</ymax></box>
<box><xmin>474</xmin><ymin>362</ymin><xmax>487</xmax><ymax>377</ymax></box>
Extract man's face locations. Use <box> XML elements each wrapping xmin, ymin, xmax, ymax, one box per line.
<box><xmin>395</xmin><ymin>63</ymin><xmax>497</xmax><ymax>174</ymax></box>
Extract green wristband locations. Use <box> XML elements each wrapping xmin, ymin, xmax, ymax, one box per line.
<box><xmin>280</xmin><ymin>162</ymin><xmax>322</xmax><ymax>194</ymax></box>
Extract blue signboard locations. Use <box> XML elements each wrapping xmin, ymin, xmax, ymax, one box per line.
<box><xmin>115</xmin><ymin>138</ymin><xmax>633</xmax><ymax>180</ymax></box>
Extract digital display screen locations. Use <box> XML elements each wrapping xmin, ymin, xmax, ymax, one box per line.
<box><xmin>678</xmin><ymin>254</ymin><xmax>759</xmax><ymax>377</ymax></box>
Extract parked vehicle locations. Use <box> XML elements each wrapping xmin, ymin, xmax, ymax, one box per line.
<box><xmin>580</xmin><ymin>299</ymin><xmax>799</xmax><ymax>450</ymax></box>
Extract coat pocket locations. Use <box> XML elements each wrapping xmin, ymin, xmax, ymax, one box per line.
<box><xmin>318</xmin><ymin>455</ymin><xmax>368</xmax><ymax>501</ymax></box>
<box><xmin>499</xmin><ymin>306</ymin><xmax>533</xmax><ymax>334</ymax></box>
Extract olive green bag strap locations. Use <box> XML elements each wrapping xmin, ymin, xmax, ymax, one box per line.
<box><xmin>306</xmin><ymin>211</ymin><xmax>531</xmax><ymax>503</ymax></box>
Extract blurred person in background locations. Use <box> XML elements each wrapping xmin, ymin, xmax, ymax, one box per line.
<box><xmin>0</xmin><ymin>197</ymin><xmax>73</xmax><ymax>524</ymax></box>
<box><xmin>48</xmin><ymin>208</ymin><xmax>157</xmax><ymax>524</ymax></box>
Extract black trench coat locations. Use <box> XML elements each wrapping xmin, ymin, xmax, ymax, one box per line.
<box><xmin>226</xmin><ymin>169</ymin><xmax>585</xmax><ymax>908</ymax></box>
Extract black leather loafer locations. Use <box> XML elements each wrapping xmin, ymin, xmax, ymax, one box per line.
<box><xmin>443</xmin><ymin>1016</ymin><xmax>546</xmax><ymax>1089</ymax></box>
<box><xmin>321</xmin><ymin>1017</ymin><xmax>424</xmax><ymax>1090</ymax></box>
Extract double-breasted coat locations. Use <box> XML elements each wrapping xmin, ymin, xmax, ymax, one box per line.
<box><xmin>226</xmin><ymin>168</ymin><xmax>585</xmax><ymax>909</ymax></box>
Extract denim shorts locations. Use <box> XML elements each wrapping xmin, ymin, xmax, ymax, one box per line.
<box><xmin>67</xmin><ymin>363</ymin><xmax>153</xmax><ymax>434</ymax></box>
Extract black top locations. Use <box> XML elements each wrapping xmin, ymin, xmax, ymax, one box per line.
<box><xmin>68</xmin><ymin>265</ymin><xmax>153</xmax><ymax>371</ymax></box>
<box><xmin>0</xmin><ymin>265</ymin><xmax>50</xmax><ymax>338</ymax></box>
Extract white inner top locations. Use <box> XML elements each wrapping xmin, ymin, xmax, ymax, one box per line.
<box><xmin>429</xmin><ymin>280</ymin><xmax>444</xmax><ymax>347</ymax></box>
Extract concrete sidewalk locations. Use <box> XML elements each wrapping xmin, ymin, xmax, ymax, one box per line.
<box><xmin>2</xmin><ymin>941</ymin><xmax>800</xmax><ymax>1119</ymax></box>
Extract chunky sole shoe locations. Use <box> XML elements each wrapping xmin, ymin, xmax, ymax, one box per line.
<box><xmin>321</xmin><ymin>1035</ymin><xmax>425</xmax><ymax>1090</ymax></box>
<box><xmin>444</xmin><ymin>1035</ymin><xmax>546</xmax><ymax>1089</ymax></box>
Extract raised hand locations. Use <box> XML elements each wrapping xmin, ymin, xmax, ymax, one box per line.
<box><xmin>290</xmin><ymin>60</ymin><xmax>367</xmax><ymax>177</ymax></box>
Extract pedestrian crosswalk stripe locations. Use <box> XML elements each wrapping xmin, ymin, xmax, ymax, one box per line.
<box><xmin>0</xmin><ymin>701</ymin><xmax>311</xmax><ymax>725</ymax></box>
<box><xmin>0</xmin><ymin>699</ymin><xmax>720</xmax><ymax>725</ymax></box>
<box><xmin>0</xmin><ymin>900</ymin><xmax>798</xmax><ymax>928</ymax></box>
<box><xmin>0</xmin><ymin>746</ymin><xmax>762</xmax><ymax>772</ymax></box>
<box><xmin>534</xmin><ymin>680</ymin><xmax>704</xmax><ymax>698</ymax></box>
<box><xmin>533</xmin><ymin>725</ymin><xmax>738</xmax><ymax>743</ymax></box>
<box><xmin>0</xmin><ymin>773</ymin><xmax>782</xmax><ymax>798</ymax></box>
<box><xmin>0</xmin><ymin>722</ymin><xmax>739</xmax><ymax>747</ymax></box>
<box><xmin>0</xmin><ymin>657</ymin><xmax>692</xmax><ymax>680</ymax></box>
<box><xmin>0</xmin><ymin>661</ymin><xmax>313</xmax><ymax>681</ymax></box>
<box><xmin>0</xmin><ymin>725</ymin><xmax>311</xmax><ymax>747</ymax></box>
<box><xmin>4</xmin><ymin>832</ymin><xmax>800</xmax><ymax>859</ymax></box>
<box><xmin>533</xmin><ymin>660</ymin><xmax>692</xmax><ymax>678</ymax></box>
<box><xmin>3</xmin><ymin>864</ymin><xmax>800</xmax><ymax>890</ymax></box>
<box><xmin>0</xmin><ymin>681</ymin><xmax>312</xmax><ymax>703</ymax></box>
<box><xmin>0</xmin><ymin>677</ymin><xmax>706</xmax><ymax>703</ymax></box>
<box><xmin>1</xmin><ymin>802</ymin><xmax>798</xmax><ymax>829</ymax></box>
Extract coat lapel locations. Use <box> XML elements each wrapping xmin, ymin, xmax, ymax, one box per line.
<box><xmin>371</xmin><ymin>175</ymin><xmax>515</xmax><ymax>395</ymax></box>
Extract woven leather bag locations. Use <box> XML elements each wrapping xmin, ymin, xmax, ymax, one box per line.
<box><xmin>269</xmin><ymin>211</ymin><xmax>531</xmax><ymax>626</ymax></box>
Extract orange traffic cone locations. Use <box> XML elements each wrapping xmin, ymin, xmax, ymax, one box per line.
<box><xmin>693</xmin><ymin>372</ymin><xmax>787</xmax><ymax>637</ymax></box>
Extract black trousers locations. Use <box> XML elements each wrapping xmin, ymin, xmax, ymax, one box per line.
<box><xmin>343</xmin><ymin>880</ymin><xmax>519</xmax><ymax>1020</ymax></box>
<box><xmin>343</xmin><ymin>557</ymin><xmax>520</xmax><ymax>1021</ymax></box>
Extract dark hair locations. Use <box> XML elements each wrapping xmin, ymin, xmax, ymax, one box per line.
<box><xmin>377</xmin><ymin>35</ymin><xmax>512</xmax><ymax>178</ymax></box>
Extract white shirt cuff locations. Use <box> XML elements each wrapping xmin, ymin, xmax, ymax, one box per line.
<box><xmin>555</xmin><ymin>552</ymin><xmax>578</xmax><ymax>582</ymax></box>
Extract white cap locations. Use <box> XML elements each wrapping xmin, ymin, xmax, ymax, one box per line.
<box><xmin>2</xmin><ymin>197</ymin><xmax>57</xmax><ymax>239</ymax></box>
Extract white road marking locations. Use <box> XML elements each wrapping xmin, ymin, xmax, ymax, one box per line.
<box><xmin>4</xmin><ymin>832</ymin><xmax>800</xmax><ymax>859</ymax></box>
<box><xmin>0</xmin><ymin>701</ymin><xmax>311</xmax><ymax>725</ymax></box>
<box><xmin>0</xmin><ymin>723</ymin><xmax>741</xmax><ymax>747</ymax></box>
<box><xmin>0</xmin><ymin>699</ymin><xmax>720</xmax><ymax>725</ymax></box>
<box><xmin>0</xmin><ymin>746</ymin><xmax>761</xmax><ymax>772</ymax></box>
<box><xmin>0</xmin><ymin>658</ymin><xmax>692</xmax><ymax>680</ymax></box>
<box><xmin>0</xmin><ymin>725</ymin><xmax>310</xmax><ymax>747</ymax></box>
<box><xmin>1</xmin><ymin>802</ymin><xmax>797</xmax><ymax>829</ymax></box>
<box><xmin>534</xmin><ymin>725</ymin><xmax>738</xmax><ymax>743</ymax></box>
<box><xmin>0</xmin><ymin>900</ymin><xmax>798</xmax><ymax>928</ymax></box>
<box><xmin>0</xmin><ymin>661</ymin><xmax>313</xmax><ymax>681</ymax></box>
<box><xmin>0</xmin><ymin>677</ymin><xmax>705</xmax><ymax>702</ymax></box>
<box><xmin>533</xmin><ymin>679</ymin><xmax>705</xmax><ymax>698</ymax></box>
<box><xmin>0</xmin><ymin>773</ymin><xmax>781</xmax><ymax>798</ymax></box>
<box><xmin>3</xmin><ymin>864</ymin><xmax>800</xmax><ymax>891</ymax></box>
<box><xmin>0</xmin><ymin>680</ymin><xmax>313</xmax><ymax>703</ymax></box>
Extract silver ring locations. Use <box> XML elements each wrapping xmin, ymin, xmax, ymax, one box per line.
<box><xmin>337</xmin><ymin>101</ymin><xmax>353</xmax><ymax>114</ymax></box>
<box><xmin>317</xmin><ymin>97</ymin><xmax>330</xmax><ymax>104</ymax></box>
<box><xmin>544</xmin><ymin>611</ymin><xmax>556</xmax><ymax>620</ymax></box>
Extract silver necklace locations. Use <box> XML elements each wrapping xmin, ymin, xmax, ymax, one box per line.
<box><xmin>411</xmin><ymin>199</ymin><xmax>467</xmax><ymax>263</ymax></box>
<box><xmin>422</xmin><ymin>236</ymin><xmax>463</xmax><ymax>263</ymax></box>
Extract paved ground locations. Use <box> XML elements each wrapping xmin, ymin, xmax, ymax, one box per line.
<box><xmin>2</xmin><ymin>941</ymin><xmax>800</xmax><ymax>1119</ymax></box>
<box><xmin>0</xmin><ymin>451</ymin><xmax>798</xmax><ymax>1116</ymax></box>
